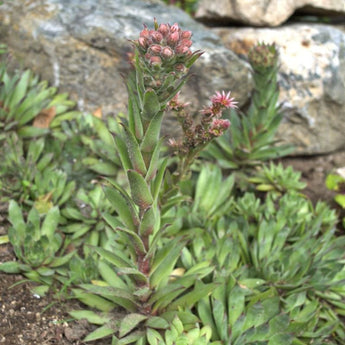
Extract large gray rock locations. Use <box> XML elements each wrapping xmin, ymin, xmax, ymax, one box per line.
<box><xmin>0</xmin><ymin>0</ymin><xmax>251</xmax><ymax>123</ymax></box>
<box><xmin>1</xmin><ymin>1</ymin><xmax>344</xmax><ymax>155</ymax></box>
<box><xmin>214</xmin><ymin>24</ymin><xmax>345</xmax><ymax>154</ymax></box>
<box><xmin>195</xmin><ymin>0</ymin><xmax>345</xmax><ymax>27</ymax></box>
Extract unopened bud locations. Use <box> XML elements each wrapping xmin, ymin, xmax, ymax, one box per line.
<box><xmin>170</xmin><ymin>23</ymin><xmax>180</xmax><ymax>33</ymax></box>
<box><xmin>149</xmin><ymin>55</ymin><xmax>162</xmax><ymax>66</ymax></box>
<box><xmin>161</xmin><ymin>46</ymin><xmax>174</xmax><ymax>59</ymax></box>
<box><xmin>149</xmin><ymin>44</ymin><xmax>162</xmax><ymax>54</ymax></box>
<box><xmin>158</xmin><ymin>23</ymin><xmax>169</xmax><ymax>36</ymax></box>
<box><xmin>140</xmin><ymin>26</ymin><xmax>150</xmax><ymax>39</ymax></box>
<box><xmin>138</xmin><ymin>37</ymin><xmax>148</xmax><ymax>49</ymax></box>
<box><xmin>217</xmin><ymin>119</ymin><xmax>230</xmax><ymax>128</ymax></box>
<box><xmin>209</xmin><ymin>119</ymin><xmax>231</xmax><ymax>136</ymax></box>
<box><xmin>180</xmin><ymin>39</ymin><xmax>192</xmax><ymax>48</ymax></box>
<box><xmin>151</xmin><ymin>31</ymin><xmax>163</xmax><ymax>43</ymax></box>
<box><xmin>175</xmin><ymin>63</ymin><xmax>186</xmax><ymax>72</ymax></box>
<box><xmin>175</xmin><ymin>45</ymin><xmax>190</xmax><ymax>55</ymax></box>
<box><xmin>181</xmin><ymin>31</ymin><xmax>192</xmax><ymax>39</ymax></box>
<box><xmin>167</xmin><ymin>31</ymin><xmax>179</xmax><ymax>45</ymax></box>
<box><xmin>221</xmin><ymin>119</ymin><xmax>231</xmax><ymax>129</ymax></box>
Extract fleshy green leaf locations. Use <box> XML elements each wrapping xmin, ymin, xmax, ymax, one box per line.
<box><xmin>103</xmin><ymin>188</ymin><xmax>137</xmax><ymax>231</ymax></box>
<box><xmin>72</xmin><ymin>288</ymin><xmax>116</xmax><ymax>312</ymax></box>
<box><xmin>41</xmin><ymin>206</ymin><xmax>60</xmax><ymax>239</ymax></box>
<box><xmin>122</xmin><ymin>124</ymin><xmax>147</xmax><ymax>175</ymax></box>
<box><xmin>69</xmin><ymin>310</ymin><xmax>111</xmax><ymax>325</ymax></box>
<box><xmin>119</xmin><ymin>313</ymin><xmax>148</xmax><ymax>337</ymax></box>
<box><xmin>142</xmin><ymin>90</ymin><xmax>161</xmax><ymax>121</ymax></box>
<box><xmin>127</xmin><ymin>169</ymin><xmax>153</xmax><ymax>210</ymax></box>
<box><xmin>83</xmin><ymin>325</ymin><xmax>115</xmax><ymax>342</ymax></box>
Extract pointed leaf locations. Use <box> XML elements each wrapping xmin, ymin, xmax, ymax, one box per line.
<box><xmin>116</xmin><ymin>226</ymin><xmax>147</xmax><ymax>256</ymax></box>
<box><xmin>127</xmin><ymin>169</ymin><xmax>153</xmax><ymax>209</ymax></box>
<box><xmin>140</xmin><ymin>111</ymin><xmax>164</xmax><ymax>155</ymax></box>
<box><xmin>114</xmin><ymin>133</ymin><xmax>132</xmax><ymax>171</ymax></box>
<box><xmin>84</xmin><ymin>325</ymin><xmax>115</xmax><ymax>342</ymax></box>
<box><xmin>167</xmin><ymin>281</ymin><xmax>215</xmax><ymax>311</ymax></box>
<box><xmin>119</xmin><ymin>313</ymin><xmax>148</xmax><ymax>337</ymax></box>
<box><xmin>93</xmin><ymin>246</ymin><xmax>134</xmax><ymax>268</ymax></box>
<box><xmin>145</xmin><ymin>317</ymin><xmax>169</xmax><ymax>330</ymax></box>
<box><xmin>41</xmin><ymin>206</ymin><xmax>60</xmax><ymax>239</ymax></box>
<box><xmin>98</xmin><ymin>261</ymin><xmax>128</xmax><ymax>289</ymax></box>
<box><xmin>139</xmin><ymin>207</ymin><xmax>156</xmax><ymax>237</ymax></box>
<box><xmin>103</xmin><ymin>188</ymin><xmax>136</xmax><ymax>231</ymax></box>
<box><xmin>17</xmin><ymin>125</ymin><xmax>49</xmax><ymax>138</ymax></box>
<box><xmin>150</xmin><ymin>239</ymin><xmax>188</xmax><ymax>288</ymax></box>
<box><xmin>72</xmin><ymin>288</ymin><xmax>116</xmax><ymax>312</ymax></box>
<box><xmin>127</xmin><ymin>84</ymin><xmax>144</xmax><ymax>140</ymax></box>
<box><xmin>9</xmin><ymin>70</ymin><xmax>31</xmax><ymax>111</ymax></box>
<box><xmin>122</xmin><ymin>124</ymin><xmax>147</xmax><ymax>175</ymax></box>
<box><xmin>8</xmin><ymin>200</ymin><xmax>25</xmax><ymax>237</ymax></box>
<box><xmin>50</xmin><ymin>250</ymin><xmax>76</xmax><ymax>268</ymax></box>
<box><xmin>142</xmin><ymin>90</ymin><xmax>161</xmax><ymax>121</ymax></box>
<box><xmin>69</xmin><ymin>310</ymin><xmax>111</xmax><ymax>325</ymax></box>
<box><xmin>0</xmin><ymin>261</ymin><xmax>23</xmax><ymax>273</ymax></box>
<box><xmin>79</xmin><ymin>284</ymin><xmax>137</xmax><ymax>311</ymax></box>
<box><xmin>116</xmin><ymin>267</ymin><xmax>148</xmax><ymax>284</ymax></box>
<box><xmin>145</xmin><ymin>138</ymin><xmax>164</xmax><ymax>182</ymax></box>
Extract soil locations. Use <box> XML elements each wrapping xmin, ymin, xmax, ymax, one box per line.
<box><xmin>1</xmin><ymin>151</ymin><xmax>345</xmax><ymax>345</ymax></box>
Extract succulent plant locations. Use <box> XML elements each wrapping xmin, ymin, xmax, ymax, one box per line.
<box><xmin>203</xmin><ymin>43</ymin><xmax>293</xmax><ymax>171</ymax></box>
<box><xmin>0</xmin><ymin>58</ymin><xmax>76</xmax><ymax>140</ymax></box>
<box><xmin>248</xmin><ymin>162</ymin><xmax>307</xmax><ymax>194</ymax></box>
<box><xmin>0</xmin><ymin>201</ymin><xmax>75</xmax><ymax>295</ymax></box>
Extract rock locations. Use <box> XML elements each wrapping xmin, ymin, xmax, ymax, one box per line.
<box><xmin>195</xmin><ymin>0</ymin><xmax>345</xmax><ymax>27</ymax></box>
<box><xmin>214</xmin><ymin>24</ymin><xmax>345</xmax><ymax>155</ymax></box>
<box><xmin>1</xmin><ymin>1</ymin><xmax>344</xmax><ymax>155</ymax></box>
<box><xmin>0</xmin><ymin>0</ymin><xmax>251</xmax><ymax>132</ymax></box>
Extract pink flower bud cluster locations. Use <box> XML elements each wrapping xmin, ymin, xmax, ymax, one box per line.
<box><xmin>168</xmin><ymin>91</ymin><xmax>236</xmax><ymax>155</ymax></box>
<box><xmin>208</xmin><ymin>118</ymin><xmax>231</xmax><ymax>137</ymax></box>
<box><xmin>136</xmin><ymin>20</ymin><xmax>194</xmax><ymax>70</ymax></box>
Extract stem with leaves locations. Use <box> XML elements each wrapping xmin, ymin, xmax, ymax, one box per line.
<box><xmin>103</xmin><ymin>19</ymin><xmax>204</xmax><ymax>314</ymax></box>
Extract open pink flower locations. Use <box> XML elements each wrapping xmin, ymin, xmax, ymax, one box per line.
<box><xmin>211</xmin><ymin>91</ymin><xmax>238</xmax><ymax>109</ymax></box>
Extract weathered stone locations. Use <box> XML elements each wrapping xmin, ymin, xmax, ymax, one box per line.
<box><xmin>1</xmin><ymin>1</ymin><xmax>345</xmax><ymax>155</ymax></box>
<box><xmin>0</xmin><ymin>0</ymin><xmax>251</xmax><ymax>140</ymax></box>
<box><xmin>214</xmin><ymin>24</ymin><xmax>345</xmax><ymax>154</ymax></box>
<box><xmin>195</xmin><ymin>0</ymin><xmax>345</xmax><ymax>27</ymax></box>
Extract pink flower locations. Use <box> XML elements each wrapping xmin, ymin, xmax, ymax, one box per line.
<box><xmin>211</xmin><ymin>91</ymin><xmax>238</xmax><ymax>109</ymax></box>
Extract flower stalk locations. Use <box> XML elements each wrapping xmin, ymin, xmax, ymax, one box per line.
<box><xmin>168</xmin><ymin>91</ymin><xmax>237</xmax><ymax>180</ymax></box>
<box><xmin>103</xmin><ymin>19</ymin><xmax>206</xmax><ymax>314</ymax></box>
